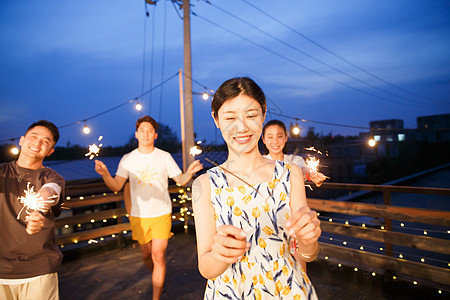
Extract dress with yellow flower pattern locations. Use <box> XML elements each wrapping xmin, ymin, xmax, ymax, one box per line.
<box><xmin>204</xmin><ymin>160</ymin><xmax>318</xmax><ymax>299</ymax></box>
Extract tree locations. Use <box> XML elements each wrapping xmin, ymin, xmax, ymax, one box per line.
<box><xmin>155</xmin><ymin>123</ymin><xmax>181</xmax><ymax>153</ymax></box>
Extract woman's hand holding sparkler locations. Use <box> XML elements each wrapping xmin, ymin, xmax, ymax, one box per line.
<box><xmin>25</xmin><ymin>212</ymin><xmax>45</xmax><ymax>235</ymax></box>
<box><xmin>285</xmin><ymin>206</ymin><xmax>321</xmax><ymax>261</ymax></box>
<box><xmin>306</xmin><ymin>171</ymin><xmax>328</xmax><ymax>187</ymax></box>
<box><xmin>211</xmin><ymin>225</ymin><xmax>250</xmax><ymax>264</ymax></box>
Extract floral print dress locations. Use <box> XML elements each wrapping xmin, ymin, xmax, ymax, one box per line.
<box><xmin>204</xmin><ymin>161</ymin><xmax>318</xmax><ymax>300</ymax></box>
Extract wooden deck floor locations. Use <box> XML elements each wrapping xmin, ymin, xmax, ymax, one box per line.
<box><xmin>58</xmin><ymin>233</ymin><xmax>442</xmax><ymax>300</ymax></box>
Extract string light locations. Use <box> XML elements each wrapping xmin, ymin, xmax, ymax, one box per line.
<box><xmin>82</xmin><ymin>121</ymin><xmax>91</xmax><ymax>135</ymax></box>
<box><xmin>135</xmin><ymin>101</ymin><xmax>143</xmax><ymax>111</ymax></box>
<box><xmin>11</xmin><ymin>146</ymin><xmax>19</xmax><ymax>155</ymax></box>
<box><xmin>368</xmin><ymin>138</ymin><xmax>376</xmax><ymax>147</ymax></box>
<box><xmin>202</xmin><ymin>92</ymin><xmax>209</xmax><ymax>100</ymax></box>
<box><xmin>57</xmin><ymin>189</ymin><xmax>450</xmax><ymax>295</ymax></box>
<box><xmin>290</xmin><ymin>122</ymin><xmax>301</xmax><ymax>137</ymax></box>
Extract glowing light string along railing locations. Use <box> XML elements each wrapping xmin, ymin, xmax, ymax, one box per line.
<box><xmin>318</xmin><ymin>233</ymin><xmax>449</xmax><ymax>267</ymax></box>
<box><xmin>56</xmin><ymin>180</ymin><xmax>449</xmax><ymax>294</ymax></box>
<box><xmin>316</xmin><ymin>214</ymin><xmax>449</xmax><ymax>235</ymax></box>
<box><xmin>58</xmin><ymin>185</ymin><xmax>193</xmax><ymax>246</ymax></box>
<box><xmin>316</xmin><ymin>214</ymin><xmax>450</xmax><ymax>268</ymax></box>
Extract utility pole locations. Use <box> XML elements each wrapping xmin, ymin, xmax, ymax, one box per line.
<box><xmin>182</xmin><ymin>0</ymin><xmax>195</xmax><ymax>171</ymax></box>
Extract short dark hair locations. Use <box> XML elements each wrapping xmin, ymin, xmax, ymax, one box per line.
<box><xmin>136</xmin><ymin>115</ymin><xmax>159</xmax><ymax>131</ymax></box>
<box><xmin>262</xmin><ymin>119</ymin><xmax>288</xmax><ymax>155</ymax></box>
<box><xmin>211</xmin><ymin>77</ymin><xmax>267</xmax><ymax>119</ymax></box>
<box><xmin>26</xmin><ymin>120</ymin><xmax>60</xmax><ymax>145</ymax></box>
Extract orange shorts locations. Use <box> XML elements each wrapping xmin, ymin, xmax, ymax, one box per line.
<box><xmin>129</xmin><ymin>213</ymin><xmax>173</xmax><ymax>244</ymax></box>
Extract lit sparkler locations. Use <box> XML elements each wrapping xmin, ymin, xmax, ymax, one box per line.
<box><xmin>17</xmin><ymin>182</ymin><xmax>57</xmax><ymax>220</ymax></box>
<box><xmin>86</xmin><ymin>136</ymin><xmax>103</xmax><ymax>160</ymax></box>
<box><xmin>306</xmin><ymin>157</ymin><xmax>320</xmax><ymax>174</ymax></box>
<box><xmin>304</xmin><ymin>146</ymin><xmax>328</xmax><ymax>156</ymax></box>
<box><xmin>189</xmin><ymin>145</ymin><xmax>202</xmax><ymax>156</ymax></box>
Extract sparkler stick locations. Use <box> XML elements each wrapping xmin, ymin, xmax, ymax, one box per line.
<box><xmin>189</xmin><ymin>145</ymin><xmax>264</xmax><ymax>197</ymax></box>
<box><xmin>17</xmin><ymin>182</ymin><xmax>58</xmax><ymax>220</ymax></box>
<box><xmin>204</xmin><ymin>158</ymin><xmax>265</xmax><ymax>197</ymax></box>
<box><xmin>85</xmin><ymin>136</ymin><xmax>103</xmax><ymax>160</ymax></box>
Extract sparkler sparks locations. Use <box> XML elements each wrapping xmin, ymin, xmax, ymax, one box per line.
<box><xmin>304</xmin><ymin>146</ymin><xmax>328</xmax><ymax>156</ymax></box>
<box><xmin>17</xmin><ymin>182</ymin><xmax>57</xmax><ymax>220</ymax></box>
<box><xmin>306</xmin><ymin>157</ymin><xmax>320</xmax><ymax>174</ymax></box>
<box><xmin>189</xmin><ymin>146</ymin><xmax>202</xmax><ymax>156</ymax></box>
<box><xmin>85</xmin><ymin>136</ymin><xmax>103</xmax><ymax>160</ymax></box>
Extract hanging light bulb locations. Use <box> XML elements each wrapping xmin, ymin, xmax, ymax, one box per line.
<box><xmin>202</xmin><ymin>92</ymin><xmax>209</xmax><ymax>100</ymax></box>
<box><xmin>82</xmin><ymin>122</ymin><xmax>91</xmax><ymax>135</ymax></box>
<box><xmin>11</xmin><ymin>146</ymin><xmax>19</xmax><ymax>155</ymax></box>
<box><xmin>368</xmin><ymin>138</ymin><xmax>376</xmax><ymax>147</ymax></box>
<box><xmin>135</xmin><ymin>102</ymin><xmax>143</xmax><ymax>111</ymax></box>
<box><xmin>290</xmin><ymin>123</ymin><xmax>301</xmax><ymax>138</ymax></box>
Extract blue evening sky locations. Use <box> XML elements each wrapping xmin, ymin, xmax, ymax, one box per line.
<box><xmin>0</xmin><ymin>0</ymin><xmax>449</xmax><ymax>147</ymax></box>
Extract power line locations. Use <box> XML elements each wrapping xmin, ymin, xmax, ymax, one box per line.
<box><xmin>192</xmin><ymin>12</ymin><xmax>421</xmax><ymax>108</ymax></box>
<box><xmin>0</xmin><ymin>72</ymin><xmax>180</xmax><ymax>144</ymax></box>
<box><xmin>158</xmin><ymin>0</ymin><xmax>168</xmax><ymax>122</ymax></box>
<box><xmin>205</xmin><ymin>1</ymin><xmax>437</xmax><ymax>107</ymax></box>
<box><xmin>239</xmin><ymin>0</ymin><xmax>448</xmax><ymax>106</ymax></box>
<box><xmin>267</xmin><ymin>110</ymin><xmax>370</xmax><ymax>130</ymax></box>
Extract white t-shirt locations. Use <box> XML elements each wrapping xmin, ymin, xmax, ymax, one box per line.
<box><xmin>264</xmin><ymin>153</ymin><xmax>307</xmax><ymax>169</ymax></box>
<box><xmin>116</xmin><ymin>148</ymin><xmax>182</xmax><ymax>218</ymax></box>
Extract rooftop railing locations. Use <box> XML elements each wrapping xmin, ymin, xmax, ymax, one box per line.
<box><xmin>55</xmin><ymin>180</ymin><xmax>450</xmax><ymax>289</ymax></box>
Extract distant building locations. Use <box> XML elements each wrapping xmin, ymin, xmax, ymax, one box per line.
<box><xmin>360</xmin><ymin>113</ymin><xmax>450</xmax><ymax>158</ymax></box>
<box><xmin>363</xmin><ymin>119</ymin><xmax>411</xmax><ymax>157</ymax></box>
<box><xmin>416</xmin><ymin>113</ymin><xmax>450</xmax><ymax>142</ymax></box>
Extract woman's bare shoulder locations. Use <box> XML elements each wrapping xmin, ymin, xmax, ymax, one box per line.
<box><xmin>192</xmin><ymin>173</ymin><xmax>211</xmax><ymax>191</ymax></box>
